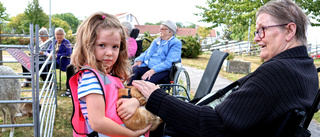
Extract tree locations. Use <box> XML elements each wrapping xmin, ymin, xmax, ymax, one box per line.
<box><xmin>176</xmin><ymin>22</ymin><xmax>183</xmax><ymax>28</ymax></box>
<box><xmin>195</xmin><ymin>0</ymin><xmax>320</xmax><ymax>41</ymax></box>
<box><xmin>51</xmin><ymin>17</ymin><xmax>70</xmax><ymax>33</ymax></box>
<box><xmin>184</xmin><ymin>22</ymin><xmax>196</xmax><ymax>28</ymax></box>
<box><xmin>296</xmin><ymin>0</ymin><xmax>320</xmax><ymax>26</ymax></box>
<box><xmin>196</xmin><ymin>0</ymin><xmax>261</xmax><ymax>41</ymax></box>
<box><xmin>7</xmin><ymin>13</ymin><xmax>28</xmax><ymax>34</ymax></box>
<box><xmin>0</xmin><ymin>2</ymin><xmax>8</xmax><ymax>20</ymax></box>
<box><xmin>145</xmin><ymin>21</ymin><xmax>163</xmax><ymax>25</ymax></box>
<box><xmin>24</xmin><ymin>0</ymin><xmax>49</xmax><ymax>33</ymax></box>
<box><xmin>197</xmin><ymin>26</ymin><xmax>210</xmax><ymax>44</ymax></box>
<box><xmin>52</xmin><ymin>13</ymin><xmax>80</xmax><ymax>33</ymax></box>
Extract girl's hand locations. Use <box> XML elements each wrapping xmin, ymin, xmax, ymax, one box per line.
<box><xmin>133</xmin><ymin>124</ymin><xmax>152</xmax><ymax>137</ymax></box>
<box><xmin>116</xmin><ymin>98</ymin><xmax>140</xmax><ymax>120</ymax></box>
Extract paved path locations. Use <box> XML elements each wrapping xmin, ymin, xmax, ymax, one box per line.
<box><xmin>183</xmin><ymin>65</ymin><xmax>320</xmax><ymax>137</ymax></box>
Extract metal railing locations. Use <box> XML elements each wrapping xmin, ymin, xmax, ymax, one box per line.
<box><xmin>0</xmin><ymin>24</ymin><xmax>57</xmax><ymax>137</ymax></box>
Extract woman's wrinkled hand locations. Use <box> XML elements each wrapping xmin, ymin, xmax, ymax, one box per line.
<box><xmin>132</xmin><ymin>80</ymin><xmax>160</xmax><ymax>99</ymax></box>
<box><xmin>141</xmin><ymin>69</ymin><xmax>155</xmax><ymax>81</ymax></box>
<box><xmin>132</xmin><ymin>61</ymin><xmax>142</xmax><ymax>67</ymax></box>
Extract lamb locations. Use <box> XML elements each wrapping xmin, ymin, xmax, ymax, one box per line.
<box><xmin>0</xmin><ymin>65</ymin><xmax>21</xmax><ymax>137</ymax></box>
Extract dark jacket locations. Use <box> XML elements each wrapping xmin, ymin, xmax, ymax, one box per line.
<box><xmin>146</xmin><ymin>46</ymin><xmax>319</xmax><ymax>137</ymax></box>
<box><xmin>46</xmin><ymin>38</ymin><xmax>72</xmax><ymax>71</ymax></box>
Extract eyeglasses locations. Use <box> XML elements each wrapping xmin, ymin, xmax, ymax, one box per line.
<box><xmin>159</xmin><ymin>28</ymin><xmax>168</xmax><ymax>31</ymax></box>
<box><xmin>254</xmin><ymin>23</ymin><xmax>288</xmax><ymax>39</ymax></box>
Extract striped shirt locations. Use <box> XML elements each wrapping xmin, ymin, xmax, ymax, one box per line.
<box><xmin>77</xmin><ymin>70</ymin><xmax>110</xmax><ymax>137</ymax></box>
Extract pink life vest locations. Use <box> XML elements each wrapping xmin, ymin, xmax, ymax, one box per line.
<box><xmin>69</xmin><ymin>67</ymin><xmax>124</xmax><ymax>136</ymax></box>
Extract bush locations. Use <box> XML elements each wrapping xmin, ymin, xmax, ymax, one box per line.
<box><xmin>180</xmin><ymin>36</ymin><xmax>202</xmax><ymax>58</ymax></box>
<box><xmin>139</xmin><ymin>34</ymin><xmax>202</xmax><ymax>58</ymax></box>
<box><xmin>1</xmin><ymin>37</ymin><xmax>30</xmax><ymax>45</ymax></box>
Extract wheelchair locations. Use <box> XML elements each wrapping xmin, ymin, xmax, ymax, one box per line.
<box><xmin>130</xmin><ymin>28</ymin><xmax>191</xmax><ymax>101</ymax></box>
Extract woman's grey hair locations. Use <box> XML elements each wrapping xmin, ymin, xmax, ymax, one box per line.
<box><xmin>256</xmin><ymin>0</ymin><xmax>309</xmax><ymax>45</ymax></box>
<box><xmin>55</xmin><ymin>27</ymin><xmax>66</xmax><ymax>36</ymax></box>
<box><xmin>121</xmin><ymin>22</ymin><xmax>133</xmax><ymax>35</ymax></box>
<box><xmin>39</xmin><ymin>28</ymin><xmax>48</xmax><ymax>35</ymax></box>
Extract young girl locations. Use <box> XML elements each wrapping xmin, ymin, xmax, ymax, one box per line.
<box><xmin>69</xmin><ymin>11</ymin><xmax>151</xmax><ymax>137</ymax></box>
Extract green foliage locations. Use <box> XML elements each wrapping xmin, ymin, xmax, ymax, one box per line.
<box><xmin>180</xmin><ymin>36</ymin><xmax>202</xmax><ymax>58</ymax></box>
<box><xmin>52</xmin><ymin>13</ymin><xmax>80</xmax><ymax>34</ymax></box>
<box><xmin>51</xmin><ymin>17</ymin><xmax>70</xmax><ymax>33</ymax></box>
<box><xmin>65</xmin><ymin>30</ymin><xmax>76</xmax><ymax>45</ymax></box>
<box><xmin>141</xmin><ymin>31</ymin><xmax>156</xmax><ymax>52</ymax></box>
<box><xmin>1</xmin><ymin>37</ymin><xmax>30</xmax><ymax>45</ymax></box>
<box><xmin>226</xmin><ymin>52</ymin><xmax>235</xmax><ymax>60</ymax></box>
<box><xmin>296</xmin><ymin>0</ymin><xmax>320</xmax><ymax>26</ymax></box>
<box><xmin>24</xmin><ymin>0</ymin><xmax>49</xmax><ymax>34</ymax></box>
<box><xmin>195</xmin><ymin>0</ymin><xmax>320</xmax><ymax>41</ymax></box>
<box><xmin>0</xmin><ymin>2</ymin><xmax>8</xmax><ymax>20</ymax></box>
<box><xmin>197</xmin><ymin>26</ymin><xmax>210</xmax><ymax>43</ymax></box>
<box><xmin>140</xmin><ymin>34</ymin><xmax>201</xmax><ymax>58</ymax></box>
<box><xmin>7</xmin><ymin>13</ymin><xmax>28</xmax><ymax>34</ymax></box>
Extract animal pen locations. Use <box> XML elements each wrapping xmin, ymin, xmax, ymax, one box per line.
<box><xmin>0</xmin><ymin>24</ymin><xmax>57</xmax><ymax>137</ymax></box>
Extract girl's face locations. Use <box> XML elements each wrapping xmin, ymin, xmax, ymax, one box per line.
<box><xmin>94</xmin><ymin>29</ymin><xmax>121</xmax><ymax>69</ymax></box>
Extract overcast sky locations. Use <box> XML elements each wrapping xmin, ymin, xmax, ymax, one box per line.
<box><xmin>1</xmin><ymin>0</ymin><xmax>211</xmax><ymax>27</ymax></box>
<box><xmin>2</xmin><ymin>0</ymin><xmax>320</xmax><ymax>44</ymax></box>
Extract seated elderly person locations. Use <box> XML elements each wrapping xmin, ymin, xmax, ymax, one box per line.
<box><xmin>21</xmin><ymin>27</ymin><xmax>51</xmax><ymax>87</ymax></box>
<box><xmin>121</xmin><ymin>21</ymin><xmax>137</xmax><ymax>65</ymax></box>
<box><xmin>121</xmin><ymin>0</ymin><xmax>319</xmax><ymax>136</ymax></box>
<box><xmin>127</xmin><ymin>20</ymin><xmax>182</xmax><ymax>85</ymax></box>
<box><xmin>45</xmin><ymin>27</ymin><xmax>72</xmax><ymax>94</ymax></box>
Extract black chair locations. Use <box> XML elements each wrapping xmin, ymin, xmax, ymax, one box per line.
<box><xmin>59</xmin><ymin>55</ymin><xmax>70</xmax><ymax>90</ymax></box>
<box><xmin>189</xmin><ymin>50</ymin><xmax>229</xmax><ymax>103</ymax></box>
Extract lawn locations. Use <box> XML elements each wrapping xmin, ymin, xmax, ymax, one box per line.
<box><xmin>0</xmin><ymin>51</ymin><xmax>319</xmax><ymax>136</ymax></box>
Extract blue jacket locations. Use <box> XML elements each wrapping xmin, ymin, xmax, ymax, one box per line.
<box><xmin>135</xmin><ymin>36</ymin><xmax>182</xmax><ymax>73</ymax></box>
<box><xmin>46</xmin><ymin>38</ymin><xmax>72</xmax><ymax>71</ymax></box>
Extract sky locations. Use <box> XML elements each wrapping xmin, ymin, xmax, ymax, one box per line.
<box><xmin>1</xmin><ymin>0</ymin><xmax>320</xmax><ymax>45</ymax></box>
<box><xmin>1</xmin><ymin>0</ymin><xmax>211</xmax><ymax>27</ymax></box>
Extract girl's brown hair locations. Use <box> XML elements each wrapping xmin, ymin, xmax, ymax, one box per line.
<box><xmin>72</xmin><ymin>11</ymin><xmax>130</xmax><ymax>81</ymax></box>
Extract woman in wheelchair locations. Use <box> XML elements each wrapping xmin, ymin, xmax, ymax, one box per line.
<box><xmin>127</xmin><ymin>20</ymin><xmax>182</xmax><ymax>86</ymax></box>
<box><xmin>127</xmin><ymin>1</ymin><xmax>319</xmax><ymax>136</ymax></box>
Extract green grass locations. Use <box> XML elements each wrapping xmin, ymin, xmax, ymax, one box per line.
<box><xmin>1</xmin><ymin>53</ymin><xmax>319</xmax><ymax>136</ymax></box>
<box><xmin>182</xmin><ymin>53</ymin><xmax>320</xmax><ymax>123</ymax></box>
<box><xmin>0</xmin><ymin>63</ymin><xmax>73</xmax><ymax>137</ymax></box>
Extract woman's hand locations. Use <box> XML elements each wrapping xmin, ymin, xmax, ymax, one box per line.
<box><xmin>141</xmin><ymin>69</ymin><xmax>155</xmax><ymax>80</ymax></box>
<box><xmin>116</xmin><ymin>98</ymin><xmax>140</xmax><ymax>120</ymax></box>
<box><xmin>132</xmin><ymin>61</ymin><xmax>142</xmax><ymax>67</ymax></box>
<box><xmin>132</xmin><ymin>80</ymin><xmax>160</xmax><ymax>99</ymax></box>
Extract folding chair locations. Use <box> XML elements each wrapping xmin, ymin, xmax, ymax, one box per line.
<box><xmin>189</xmin><ymin>50</ymin><xmax>229</xmax><ymax>103</ymax></box>
<box><xmin>59</xmin><ymin>55</ymin><xmax>70</xmax><ymax>90</ymax></box>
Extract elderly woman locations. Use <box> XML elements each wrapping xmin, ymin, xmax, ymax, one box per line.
<box><xmin>123</xmin><ymin>0</ymin><xmax>319</xmax><ymax>136</ymax></box>
<box><xmin>45</xmin><ymin>27</ymin><xmax>72</xmax><ymax>72</ymax></box>
<box><xmin>45</xmin><ymin>27</ymin><xmax>72</xmax><ymax>95</ymax></box>
<box><xmin>127</xmin><ymin>20</ymin><xmax>182</xmax><ymax>85</ymax></box>
<box><xmin>21</xmin><ymin>27</ymin><xmax>51</xmax><ymax>87</ymax></box>
<box><xmin>121</xmin><ymin>22</ymin><xmax>137</xmax><ymax>63</ymax></box>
